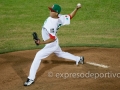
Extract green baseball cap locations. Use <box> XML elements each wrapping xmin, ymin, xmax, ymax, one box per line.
<box><xmin>48</xmin><ymin>4</ymin><xmax>61</xmax><ymax>14</ymax></box>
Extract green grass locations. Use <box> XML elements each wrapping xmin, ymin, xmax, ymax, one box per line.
<box><xmin>0</xmin><ymin>0</ymin><xmax>120</xmax><ymax>53</ymax></box>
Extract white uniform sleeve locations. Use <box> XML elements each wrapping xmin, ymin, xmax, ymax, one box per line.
<box><xmin>43</xmin><ymin>17</ymin><xmax>57</xmax><ymax>37</ymax></box>
<box><xmin>59</xmin><ymin>14</ymin><xmax>70</xmax><ymax>26</ymax></box>
<box><xmin>45</xmin><ymin>25</ymin><xmax>56</xmax><ymax>37</ymax></box>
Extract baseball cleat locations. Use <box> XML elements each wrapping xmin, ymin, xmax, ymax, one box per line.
<box><xmin>79</xmin><ymin>56</ymin><xmax>84</xmax><ymax>64</ymax></box>
<box><xmin>76</xmin><ymin>56</ymin><xmax>84</xmax><ymax>65</ymax></box>
<box><xmin>24</xmin><ymin>78</ymin><xmax>34</xmax><ymax>86</ymax></box>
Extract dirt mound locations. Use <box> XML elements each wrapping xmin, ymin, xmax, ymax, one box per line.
<box><xmin>0</xmin><ymin>47</ymin><xmax>120</xmax><ymax>90</ymax></box>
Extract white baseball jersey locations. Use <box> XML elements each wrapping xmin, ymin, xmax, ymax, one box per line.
<box><xmin>42</xmin><ymin>14</ymin><xmax>70</xmax><ymax>41</ymax></box>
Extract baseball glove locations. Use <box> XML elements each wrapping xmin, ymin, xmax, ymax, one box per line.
<box><xmin>32</xmin><ymin>32</ymin><xmax>40</xmax><ymax>45</ymax></box>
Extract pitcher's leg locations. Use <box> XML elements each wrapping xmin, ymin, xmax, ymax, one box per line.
<box><xmin>28</xmin><ymin>51</ymin><xmax>42</xmax><ymax>80</ymax></box>
<box><xmin>54</xmin><ymin>46</ymin><xmax>80</xmax><ymax>62</ymax></box>
<box><xmin>28</xmin><ymin>47</ymin><xmax>55</xmax><ymax>80</ymax></box>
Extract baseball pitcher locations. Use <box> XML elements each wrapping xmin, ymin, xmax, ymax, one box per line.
<box><xmin>24</xmin><ymin>3</ymin><xmax>84</xmax><ymax>86</ymax></box>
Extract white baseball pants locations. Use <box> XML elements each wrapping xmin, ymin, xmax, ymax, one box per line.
<box><xmin>28</xmin><ymin>39</ymin><xmax>80</xmax><ymax>80</ymax></box>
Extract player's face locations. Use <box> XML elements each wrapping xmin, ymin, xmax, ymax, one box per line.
<box><xmin>50</xmin><ymin>11</ymin><xmax>58</xmax><ymax>18</ymax></box>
